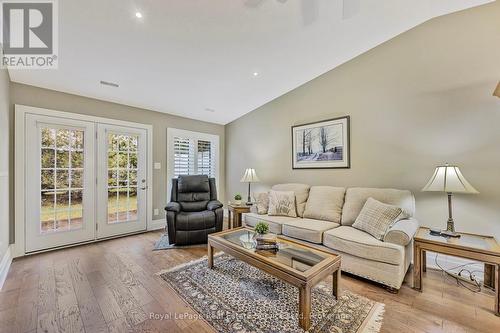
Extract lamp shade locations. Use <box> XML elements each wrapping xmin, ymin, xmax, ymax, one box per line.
<box><xmin>494</xmin><ymin>81</ymin><xmax>500</xmax><ymax>98</ymax></box>
<box><xmin>240</xmin><ymin>168</ymin><xmax>260</xmax><ymax>183</ymax></box>
<box><xmin>422</xmin><ymin>165</ymin><xmax>478</xmax><ymax>194</ymax></box>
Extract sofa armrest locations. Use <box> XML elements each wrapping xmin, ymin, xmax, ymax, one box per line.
<box><xmin>207</xmin><ymin>200</ymin><xmax>223</xmax><ymax>211</ymax></box>
<box><xmin>384</xmin><ymin>218</ymin><xmax>419</xmax><ymax>246</ymax></box>
<box><xmin>165</xmin><ymin>202</ymin><xmax>181</xmax><ymax>213</ymax></box>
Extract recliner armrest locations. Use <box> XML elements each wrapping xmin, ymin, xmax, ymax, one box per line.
<box><xmin>165</xmin><ymin>202</ymin><xmax>181</xmax><ymax>213</ymax></box>
<box><xmin>207</xmin><ymin>200</ymin><xmax>223</xmax><ymax>211</ymax></box>
<box><xmin>384</xmin><ymin>217</ymin><xmax>419</xmax><ymax>246</ymax></box>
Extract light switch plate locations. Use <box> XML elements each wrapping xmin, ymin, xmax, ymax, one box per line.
<box><xmin>153</xmin><ymin>208</ymin><xmax>159</xmax><ymax>216</ymax></box>
<box><xmin>154</xmin><ymin>162</ymin><xmax>161</xmax><ymax>170</ymax></box>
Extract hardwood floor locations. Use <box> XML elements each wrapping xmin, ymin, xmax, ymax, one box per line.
<box><xmin>1</xmin><ymin>230</ymin><xmax>499</xmax><ymax>333</ymax></box>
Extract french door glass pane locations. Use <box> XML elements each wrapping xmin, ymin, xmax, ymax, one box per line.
<box><xmin>107</xmin><ymin>133</ymin><xmax>139</xmax><ymax>224</ymax></box>
<box><xmin>40</xmin><ymin>126</ymin><xmax>85</xmax><ymax>234</ymax></box>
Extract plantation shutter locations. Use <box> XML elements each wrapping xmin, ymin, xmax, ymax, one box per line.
<box><xmin>197</xmin><ymin>140</ymin><xmax>215</xmax><ymax>177</ymax></box>
<box><xmin>173</xmin><ymin>137</ymin><xmax>195</xmax><ymax>177</ymax></box>
<box><xmin>173</xmin><ymin>137</ymin><xmax>215</xmax><ymax>178</ymax></box>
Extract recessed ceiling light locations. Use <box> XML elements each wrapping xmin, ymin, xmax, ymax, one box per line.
<box><xmin>205</xmin><ymin>108</ymin><xmax>216</xmax><ymax>113</ymax></box>
<box><xmin>135</xmin><ymin>12</ymin><xmax>143</xmax><ymax>18</ymax></box>
<box><xmin>100</xmin><ymin>80</ymin><xmax>119</xmax><ymax>88</ymax></box>
<box><xmin>253</xmin><ymin>72</ymin><xmax>259</xmax><ymax>76</ymax></box>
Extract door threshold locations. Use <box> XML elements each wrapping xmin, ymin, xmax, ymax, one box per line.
<box><xmin>23</xmin><ymin>229</ymin><xmax>150</xmax><ymax>256</ymax></box>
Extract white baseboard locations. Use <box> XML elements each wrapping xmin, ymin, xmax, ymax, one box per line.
<box><xmin>425</xmin><ymin>251</ymin><xmax>484</xmax><ymax>280</ymax></box>
<box><xmin>0</xmin><ymin>245</ymin><xmax>13</xmax><ymax>290</ymax></box>
<box><xmin>148</xmin><ymin>218</ymin><xmax>166</xmax><ymax>231</ymax></box>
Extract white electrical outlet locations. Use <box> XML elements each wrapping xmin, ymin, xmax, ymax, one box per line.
<box><xmin>153</xmin><ymin>208</ymin><xmax>159</xmax><ymax>216</ymax></box>
<box><xmin>154</xmin><ymin>162</ymin><xmax>161</xmax><ymax>170</ymax></box>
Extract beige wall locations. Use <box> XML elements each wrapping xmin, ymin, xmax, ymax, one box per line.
<box><xmin>225</xmin><ymin>2</ymin><xmax>500</xmax><ymax>239</ymax></box>
<box><xmin>10</xmin><ymin>83</ymin><xmax>226</xmax><ymax>234</ymax></box>
<box><xmin>0</xmin><ymin>57</ymin><xmax>10</xmax><ymax>261</ymax></box>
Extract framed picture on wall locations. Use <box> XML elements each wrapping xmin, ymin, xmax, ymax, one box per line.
<box><xmin>291</xmin><ymin>116</ymin><xmax>350</xmax><ymax>169</ymax></box>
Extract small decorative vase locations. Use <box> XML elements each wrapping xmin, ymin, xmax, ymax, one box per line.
<box><xmin>234</xmin><ymin>200</ymin><xmax>242</xmax><ymax>205</ymax></box>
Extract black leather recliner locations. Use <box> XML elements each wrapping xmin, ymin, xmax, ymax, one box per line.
<box><xmin>165</xmin><ymin>175</ymin><xmax>223</xmax><ymax>245</ymax></box>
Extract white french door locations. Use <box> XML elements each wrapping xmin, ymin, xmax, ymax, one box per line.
<box><xmin>25</xmin><ymin>115</ymin><xmax>96</xmax><ymax>252</ymax></box>
<box><xmin>96</xmin><ymin>125</ymin><xmax>147</xmax><ymax>238</ymax></box>
<box><xmin>23</xmin><ymin>111</ymin><xmax>149</xmax><ymax>253</ymax></box>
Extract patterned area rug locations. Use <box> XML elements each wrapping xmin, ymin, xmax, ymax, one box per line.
<box><xmin>159</xmin><ymin>254</ymin><xmax>384</xmax><ymax>333</ymax></box>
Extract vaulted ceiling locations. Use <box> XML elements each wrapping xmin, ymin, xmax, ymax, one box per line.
<box><xmin>8</xmin><ymin>0</ymin><xmax>493</xmax><ymax>124</ymax></box>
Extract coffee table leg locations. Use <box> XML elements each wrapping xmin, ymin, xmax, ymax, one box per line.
<box><xmin>332</xmin><ymin>268</ymin><xmax>341</xmax><ymax>299</ymax></box>
<box><xmin>299</xmin><ymin>285</ymin><xmax>311</xmax><ymax>331</ymax></box>
<box><xmin>207</xmin><ymin>242</ymin><xmax>214</xmax><ymax>269</ymax></box>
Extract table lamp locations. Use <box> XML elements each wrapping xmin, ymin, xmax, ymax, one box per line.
<box><xmin>240</xmin><ymin>168</ymin><xmax>259</xmax><ymax>205</ymax></box>
<box><xmin>422</xmin><ymin>164</ymin><xmax>478</xmax><ymax>237</ymax></box>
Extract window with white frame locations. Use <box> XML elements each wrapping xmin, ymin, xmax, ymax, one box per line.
<box><xmin>167</xmin><ymin>129</ymin><xmax>219</xmax><ymax>191</ymax></box>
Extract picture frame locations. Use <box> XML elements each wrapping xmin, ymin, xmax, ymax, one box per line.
<box><xmin>291</xmin><ymin>116</ymin><xmax>350</xmax><ymax>169</ymax></box>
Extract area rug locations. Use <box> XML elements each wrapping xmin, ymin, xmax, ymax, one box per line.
<box><xmin>153</xmin><ymin>233</ymin><xmax>206</xmax><ymax>251</ymax></box>
<box><xmin>158</xmin><ymin>254</ymin><xmax>384</xmax><ymax>333</ymax></box>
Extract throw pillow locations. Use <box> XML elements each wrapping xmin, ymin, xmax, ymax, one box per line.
<box><xmin>271</xmin><ymin>184</ymin><xmax>310</xmax><ymax>217</ymax></box>
<box><xmin>253</xmin><ymin>192</ymin><xmax>269</xmax><ymax>215</ymax></box>
<box><xmin>303</xmin><ymin>186</ymin><xmax>346</xmax><ymax>223</ymax></box>
<box><xmin>268</xmin><ymin>190</ymin><xmax>297</xmax><ymax>217</ymax></box>
<box><xmin>352</xmin><ymin>197</ymin><xmax>408</xmax><ymax>241</ymax></box>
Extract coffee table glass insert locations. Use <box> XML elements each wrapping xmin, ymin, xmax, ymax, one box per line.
<box><xmin>220</xmin><ymin>228</ymin><xmax>330</xmax><ymax>272</ymax></box>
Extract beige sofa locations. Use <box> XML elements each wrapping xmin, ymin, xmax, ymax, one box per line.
<box><xmin>243</xmin><ymin>184</ymin><xmax>419</xmax><ymax>290</ymax></box>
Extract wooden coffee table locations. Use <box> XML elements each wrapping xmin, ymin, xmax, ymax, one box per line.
<box><xmin>208</xmin><ymin>227</ymin><xmax>341</xmax><ymax>331</ymax></box>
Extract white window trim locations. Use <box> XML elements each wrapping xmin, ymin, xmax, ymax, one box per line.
<box><xmin>166</xmin><ymin>128</ymin><xmax>220</xmax><ymax>202</ymax></box>
<box><xmin>14</xmin><ymin>104</ymin><xmax>154</xmax><ymax>258</ymax></box>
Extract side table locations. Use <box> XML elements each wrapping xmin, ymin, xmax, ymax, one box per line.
<box><xmin>413</xmin><ymin>227</ymin><xmax>500</xmax><ymax>316</ymax></box>
<box><xmin>227</xmin><ymin>204</ymin><xmax>251</xmax><ymax>229</ymax></box>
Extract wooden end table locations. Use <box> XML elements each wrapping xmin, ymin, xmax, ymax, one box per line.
<box><xmin>208</xmin><ymin>227</ymin><xmax>341</xmax><ymax>331</ymax></box>
<box><xmin>227</xmin><ymin>204</ymin><xmax>251</xmax><ymax>229</ymax></box>
<box><xmin>413</xmin><ymin>227</ymin><xmax>500</xmax><ymax>316</ymax></box>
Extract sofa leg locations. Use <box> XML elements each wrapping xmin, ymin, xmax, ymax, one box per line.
<box><xmin>385</xmin><ymin>286</ymin><xmax>399</xmax><ymax>294</ymax></box>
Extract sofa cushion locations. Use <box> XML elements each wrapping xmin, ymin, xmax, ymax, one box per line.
<box><xmin>176</xmin><ymin>211</ymin><xmax>215</xmax><ymax>231</ymax></box>
<box><xmin>272</xmin><ymin>183</ymin><xmax>310</xmax><ymax>217</ymax></box>
<box><xmin>323</xmin><ymin>226</ymin><xmax>404</xmax><ymax>265</ymax></box>
<box><xmin>268</xmin><ymin>190</ymin><xmax>297</xmax><ymax>217</ymax></box>
<box><xmin>243</xmin><ymin>213</ymin><xmax>298</xmax><ymax>234</ymax></box>
<box><xmin>253</xmin><ymin>192</ymin><xmax>269</xmax><ymax>215</ymax></box>
<box><xmin>341</xmin><ymin>188</ymin><xmax>415</xmax><ymax>226</ymax></box>
<box><xmin>352</xmin><ymin>198</ymin><xmax>408</xmax><ymax>241</ymax></box>
<box><xmin>303</xmin><ymin>186</ymin><xmax>345</xmax><ymax>223</ymax></box>
<box><xmin>282</xmin><ymin>219</ymin><xmax>339</xmax><ymax>244</ymax></box>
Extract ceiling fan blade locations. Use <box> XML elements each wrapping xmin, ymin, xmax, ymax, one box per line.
<box><xmin>343</xmin><ymin>0</ymin><xmax>360</xmax><ymax>20</ymax></box>
<box><xmin>301</xmin><ymin>0</ymin><xmax>318</xmax><ymax>25</ymax></box>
